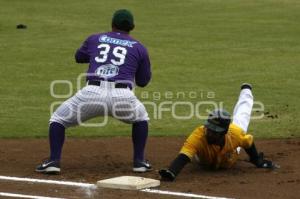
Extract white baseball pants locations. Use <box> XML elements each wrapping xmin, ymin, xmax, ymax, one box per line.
<box><xmin>232</xmin><ymin>88</ymin><xmax>253</xmax><ymax>153</ymax></box>
<box><xmin>232</xmin><ymin>88</ymin><xmax>254</xmax><ymax>132</ymax></box>
<box><xmin>50</xmin><ymin>84</ymin><xmax>149</xmax><ymax>128</ymax></box>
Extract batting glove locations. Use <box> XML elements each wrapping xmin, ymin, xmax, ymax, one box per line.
<box><xmin>159</xmin><ymin>169</ymin><xmax>176</xmax><ymax>181</ymax></box>
<box><xmin>254</xmin><ymin>152</ymin><xmax>279</xmax><ymax>169</ymax></box>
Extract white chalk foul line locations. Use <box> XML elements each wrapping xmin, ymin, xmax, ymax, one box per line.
<box><xmin>0</xmin><ymin>175</ymin><xmax>233</xmax><ymax>199</ymax></box>
<box><xmin>0</xmin><ymin>192</ymin><xmax>65</xmax><ymax>199</ymax></box>
<box><xmin>142</xmin><ymin>189</ymin><xmax>234</xmax><ymax>199</ymax></box>
<box><xmin>0</xmin><ymin>175</ymin><xmax>95</xmax><ymax>188</ymax></box>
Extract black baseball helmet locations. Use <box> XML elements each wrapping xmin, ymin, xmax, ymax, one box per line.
<box><xmin>204</xmin><ymin>109</ymin><xmax>231</xmax><ymax>134</ymax></box>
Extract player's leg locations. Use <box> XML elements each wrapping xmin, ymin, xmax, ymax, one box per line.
<box><xmin>36</xmin><ymin>86</ymin><xmax>108</xmax><ymax>174</ymax></box>
<box><xmin>132</xmin><ymin>120</ymin><xmax>151</xmax><ymax>172</ymax></box>
<box><xmin>35</xmin><ymin>121</ymin><xmax>65</xmax><ymax>174</ymax></box>
<box><xmin>110</xmin><ymin>89</ymin><xmax>151</xmax><ymax>172</ymax></box>
<box><xmin>35</xmin><ymin>98</ymin><xmax>75</xmax><ymax>174</ymax></box>
<box><xmin>232</xmin><ymin>83</ymin><xmax>253</xmax><ymax>154</ymax></box>
<box><xmin>232</xmin><ymin>83</ymin><xmax>253</xmax><ymax>132</ymax></box>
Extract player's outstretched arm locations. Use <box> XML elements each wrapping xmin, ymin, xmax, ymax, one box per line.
<box><xmin>244</xmin><ymin>143</ymin><xmax>279</xmax><ymax>169</ymax></box>
<box><xmin>159</xmin><ymin>153</ymin><xmax>190</xmax><ymax>181</ymax></box>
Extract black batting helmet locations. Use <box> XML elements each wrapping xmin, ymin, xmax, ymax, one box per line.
<box><xmin>204</xmin><ymin>109</ymin><xmax>231</xmax><ymax>134</ymax></box>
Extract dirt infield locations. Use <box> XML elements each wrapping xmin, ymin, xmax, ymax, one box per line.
<box><xmin>0</xmin><ymin>137</ymin><xmax>299</xmax><ymax>199</ymax></box>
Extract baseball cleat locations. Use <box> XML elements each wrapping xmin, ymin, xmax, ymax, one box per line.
<box><xmin>133</xmin><ymin>160</ymin><xmax>153</xmax><ymax>173</ymax></box>
<box><xmin>241</xmin><ymin>83</ymin><xmax>252</xmax><ymax>90</ymax></box>
<box><xmin>35</xmin><ymin>159</ymin><xmax>61</xmax><ymax>174</ymax></box>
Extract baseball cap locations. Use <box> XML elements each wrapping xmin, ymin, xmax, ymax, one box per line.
<box><xmin>112</xmin><ymin>9</ymin><xmax>134</xmax><ymax>32</ymax></box>
<box><xmin>204</xmin><ymin>109</ymin><xmax>231</xmax><ymax>134</ymax></box>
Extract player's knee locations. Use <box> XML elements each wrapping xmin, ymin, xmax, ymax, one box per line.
<box><xmin>134</xmin><ymin>111</ymin><xmax>150</xmax><ymax>122</ymax></box>
<box><xmin>49</xmin><ymin>113</ymin><xmax>71</xmax><ymax>129</ymax></box>
<box><xmin>118</xmin><ymin>113</ymin><xmax>149</xmax><ymax>124</ymax></box>
<box><xmin>49</xmin><ymin>117</ymin><xmax>66</xmax><ymax>128</ymax></box>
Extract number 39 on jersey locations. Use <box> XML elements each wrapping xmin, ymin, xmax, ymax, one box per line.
<box><xmin>95</xmin><ymin>44</ymin><xmax>127</xmax><ymax>66</ymax></box>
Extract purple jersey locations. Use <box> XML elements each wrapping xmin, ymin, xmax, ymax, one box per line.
<box><xmin>75</xmin><ymin>31</ymin><xmax>151</xmax><ymax>87</ymax></box>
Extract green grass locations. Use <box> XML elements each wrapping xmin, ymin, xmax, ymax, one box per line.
<box><xmin>0</xmin><ymin>0</ymin><xmax>299</xmax><ymax>138</ymax></box>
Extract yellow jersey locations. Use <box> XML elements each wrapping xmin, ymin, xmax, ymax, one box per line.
<box><xmin>180</xmin><ymin>123</ymin><xmax>254</xmax><ymax>169</ymax></box>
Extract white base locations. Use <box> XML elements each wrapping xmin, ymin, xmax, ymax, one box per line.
<box><xmin>97</xmin><ymin>176</ymin><xmax>160</xmax><ymax>190</ymax></box>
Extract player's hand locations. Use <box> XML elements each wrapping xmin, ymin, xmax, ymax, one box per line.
<box><xmin>256</xmin><ymin>159</ymin><xmax>274</xmax><ymax>168</ymax></box>
<box><xmin>159</xmin><ymin>169</ymin><xmax>176</xmax><ymax>181</ymax></box>
<box><xmin>254</xmin><ymin>152</ymin><xmax>279</xmax><ymax>169</ymax></box>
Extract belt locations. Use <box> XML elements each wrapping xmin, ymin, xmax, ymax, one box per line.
<box><xmin>88</xmin><ymin>80</ymin><xmax>130</xmax><ymax>89</ymax></box>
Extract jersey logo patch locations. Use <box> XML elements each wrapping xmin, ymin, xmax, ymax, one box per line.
<box><xmin>95</xmin><ymin>64</ymin><xmax>119</xmax><ymax>78</ymax></box>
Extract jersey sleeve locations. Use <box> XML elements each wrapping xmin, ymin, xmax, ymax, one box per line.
<box><xmin>135</xmin><ymin>45</ymin><xmax>151</xmax><ymax>87</ymax></box>
<box><xmin>179</xmin><ymin>127</ymin><xmax>203</xmax><ymax>160</ymax></box>
<box><xmin>231</xmin><ymin>125</ymin><xmax>254</xmax><ymax>149</ymax></box>
<box><xmin>240</xmin><ymin>133</ymin><xmax>254</xmax><ymax>149</ymax></box>
<box><xmin>75</xmin><ymin>36</ymin><xmax>91</xmax><ymax>63</ymax></box>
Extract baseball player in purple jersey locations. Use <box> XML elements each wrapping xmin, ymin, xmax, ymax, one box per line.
<box><xmin>36</xmin><ymin>9</ymin><xmax>152</xmax><ymax>174</ymax></box>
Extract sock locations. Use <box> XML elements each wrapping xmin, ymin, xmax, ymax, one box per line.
<box><xmin>132</xmin><ymin>121</ymin><xmax>148</xmax><ymax>162</ymax></box>
<box><xmin>49</xmin><ymin>122</ymin><xmax>65</xmax><ymax>161</ymax></box>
